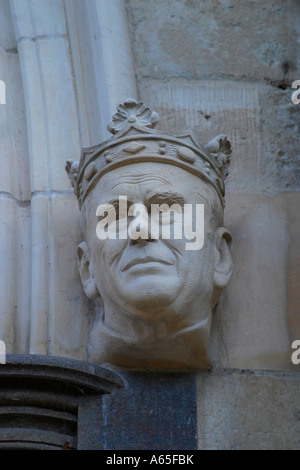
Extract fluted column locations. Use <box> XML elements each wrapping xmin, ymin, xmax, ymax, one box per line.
<box><xmin>0</xmin><ymin>0</ymin><xmax>31</xmax><ymax>354</ymax></box>
<box><xmin>1</xmin><ymin>0</ymin><xmax>138</xmax><ymax>360</ymax></box>
<box><xmin>64</xmin><ymin>0</ymin><xmax>138</xmax><ymax>146</ymax></box>
<box><xmin>10</xmin><ymin>0</ymin><xmax>88</xmax><ymax>358</ymax></box>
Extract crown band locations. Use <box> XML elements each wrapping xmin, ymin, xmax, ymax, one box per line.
<box><xmin>65</xmin><ymin>99</ymin><xmax>231</xmax><ymax>209</ymax></box>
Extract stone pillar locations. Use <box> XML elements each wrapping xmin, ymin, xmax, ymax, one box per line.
<box><xmin>0</xmin><ymin>0</ymin><xmax>138</xmax><ymax>361</ymax></box>
<box><xmin>0</xmin><ymin>354</ymin><xmax>123</xmax><ymax>449</ymax></box>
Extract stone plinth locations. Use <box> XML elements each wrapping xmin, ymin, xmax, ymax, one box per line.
<box><xmin>0</xmin><ymin>355</ymin><xmax>124</xmax><ymax>450</ymax></box>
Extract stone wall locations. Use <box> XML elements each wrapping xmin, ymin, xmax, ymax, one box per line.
<box><xmin>124</xmin><ymin>0</ymin><xmax>300</xmax><ymax>449</ymax></box>
<box><xmin>125</xmin><ymin>0</ymin><xmax>300</xmax><ymax>370</ymax></box>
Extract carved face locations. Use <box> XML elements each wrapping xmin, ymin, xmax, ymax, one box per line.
<box><xmin>79</xmin><ymin>161</ymin><xmax>232</xmax><ymax>329</ymax></box>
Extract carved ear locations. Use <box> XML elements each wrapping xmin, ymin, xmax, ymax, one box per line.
<box><xmin>213</xmin><ymin>227</ymin><xmax>233</xmax><ymax>289</ymax></box>
<box><xmin>77</xmin><ymin>241</ymin><xmax>100</xmax><ymax>300</ymax></box>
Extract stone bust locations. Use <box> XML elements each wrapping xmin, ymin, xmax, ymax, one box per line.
<box><xmin>66</xmin><ymin>99</ymin><xmax>233</xmax><ymax>370</ymax></box>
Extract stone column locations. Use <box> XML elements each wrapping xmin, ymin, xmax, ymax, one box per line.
<box><xmin>1</xmin><ymin>0</ymin><xmax>138</xmax><ymax>360</ymax></box>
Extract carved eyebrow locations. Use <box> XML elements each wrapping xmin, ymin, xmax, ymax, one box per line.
<box><xmin>147</xmin><ymin>192</ymin><xmax>185</xmax><ymax>207</ymax></box>
<box><xmin>106</xmin><ymin>199</ymin><xmax>121</xmax><ymax>207</ymax></box>
<box><xmin>106</xmin><ymin>198</ymin><xmax>132</xmax><ymax>207</ymax></box>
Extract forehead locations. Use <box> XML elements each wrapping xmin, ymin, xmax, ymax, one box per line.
<box><xmin>90</xmin><ymin>162</ymin><xmax>213</xmax><ymax>203</ymax></box>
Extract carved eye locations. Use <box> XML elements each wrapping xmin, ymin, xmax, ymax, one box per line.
<box><xmin>96</xmin><ymin>202</ymin><xmax>119</xmax><ymax>225</ymax></box>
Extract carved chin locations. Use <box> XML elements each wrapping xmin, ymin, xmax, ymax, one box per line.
<box><xmin>129</xmin><ymin>293</ymin><xmax>177</xmax><ymax>316</ymax></box>
<box><xmin>119</xmin><ymin>284</ymin><xmax>180</xmax><ymax>316</ymax></box>
<box><xmin>108</xmin><ymin>276</ymin><xmax>182</xmax><ymax>317</ymax></box>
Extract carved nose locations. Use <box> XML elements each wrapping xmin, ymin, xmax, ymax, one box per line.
<box><xmin>128</xmin><ymin>211</ymin><xmax>157</xmax><ymax>246</ymax></box>
<box><xmin>129</xmin><ymin>236</ymin><xmax>157</xmax><ymax>246</ymax></box>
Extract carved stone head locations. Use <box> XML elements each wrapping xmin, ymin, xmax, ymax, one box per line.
<box><xmin>66</xmin><ymin>99</ymin><xmax>233</xmax><ymax>370</ymax></box>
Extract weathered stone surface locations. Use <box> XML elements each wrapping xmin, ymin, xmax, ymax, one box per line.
<box><xmin>81</xmin><ymin>371</ymin><xmax>198</xmax><ymax>450</ymax></box>
<box><xmin>140</xmin><ymin>79</ymin><xmax>300</xmax><ymax>192</ymax></box>
<box><xmin>0</xmin><ymin>193</ymin><xmax>89</xmax><ymax>360</ymax></box>
<box><xmin>211</xmin><ymin>191</ymin><xmax>300</xmax><ymax>371</ymax></box>
<box><xmin>0</xmin><ymin>0</ymin><xmax>17</xmax><ymax>50</ymax></box>
<box><xmin>50</xmin><ymin>194</ymin><xmax>89</xmax><ymax>360</ymax></box>
<box><xmin>11</xmin><ymin>0</ymin><xmax>66</xmax><ymax>40</ymax></box>
<box><xmin>0</xmin><ymin>198</ymin><xmax>31</xmax><ymax>355</ymax></box>
<box><xmin>140</xmin><ymin>79</ymin><xmax>263</xmax><ymax>192</ymax></box>
<box><xmin>17</xmin><ymin>36</ymin><xmax>80</xmax><ymax>192</ymax></box>
<box><xmin>126</xmin><ymin>0</ymin><xmax>299</xmax><ymax>83</ymax></box>
<box><xmin>0</xmin><ymin>47</ymin><xmax>30</xmax><ymax>201</ymax></box>
<box><xmin>29</xmin><ymin>194</ymin><xmax>89</xmax><ymax>360</ymax></box>
<box><xmin>260</xmin><ymin>85</ymin><xmax>300</xmax><ymax>191</ymax></box>
<box><xmin>197</xmin><ymin>369</ymin><xmax>300</xmax><ymax>449</ymax></box>
<box><xmin>64</xmin><ymin>0</ymin><xmax>138</xmax><ymax>146</ymax></box>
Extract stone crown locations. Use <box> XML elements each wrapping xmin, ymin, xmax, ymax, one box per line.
<box><xmin>65</xmin><ymin>98</ymin><xmax>232</xmax><ymax>208</ymax></box>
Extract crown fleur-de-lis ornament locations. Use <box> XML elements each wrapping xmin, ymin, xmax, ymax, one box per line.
<box><xmin>66</xmin><ymin>99</ymin><xmax>232</xmax><ymax>209</ymax></box>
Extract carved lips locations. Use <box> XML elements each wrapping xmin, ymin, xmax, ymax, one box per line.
<box><xmin>122</xmin><ymin>256</ymin><xmax>173</xmax><ymax>272</ymax></box>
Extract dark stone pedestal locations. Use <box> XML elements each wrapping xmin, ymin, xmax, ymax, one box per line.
<box><xmin>0</xmin><ymin>355</ymin><xmax>123</xmax><ymax>450</ymax></box>
<box><xmin>0</xmin><ymin>356</ymin><xmax>197</xmax><ymax>450</ymax></box>
<box><xmin>79</xmin><ymin>371</ymin><xmax>198</xmax><ymax>450</ymax></box>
